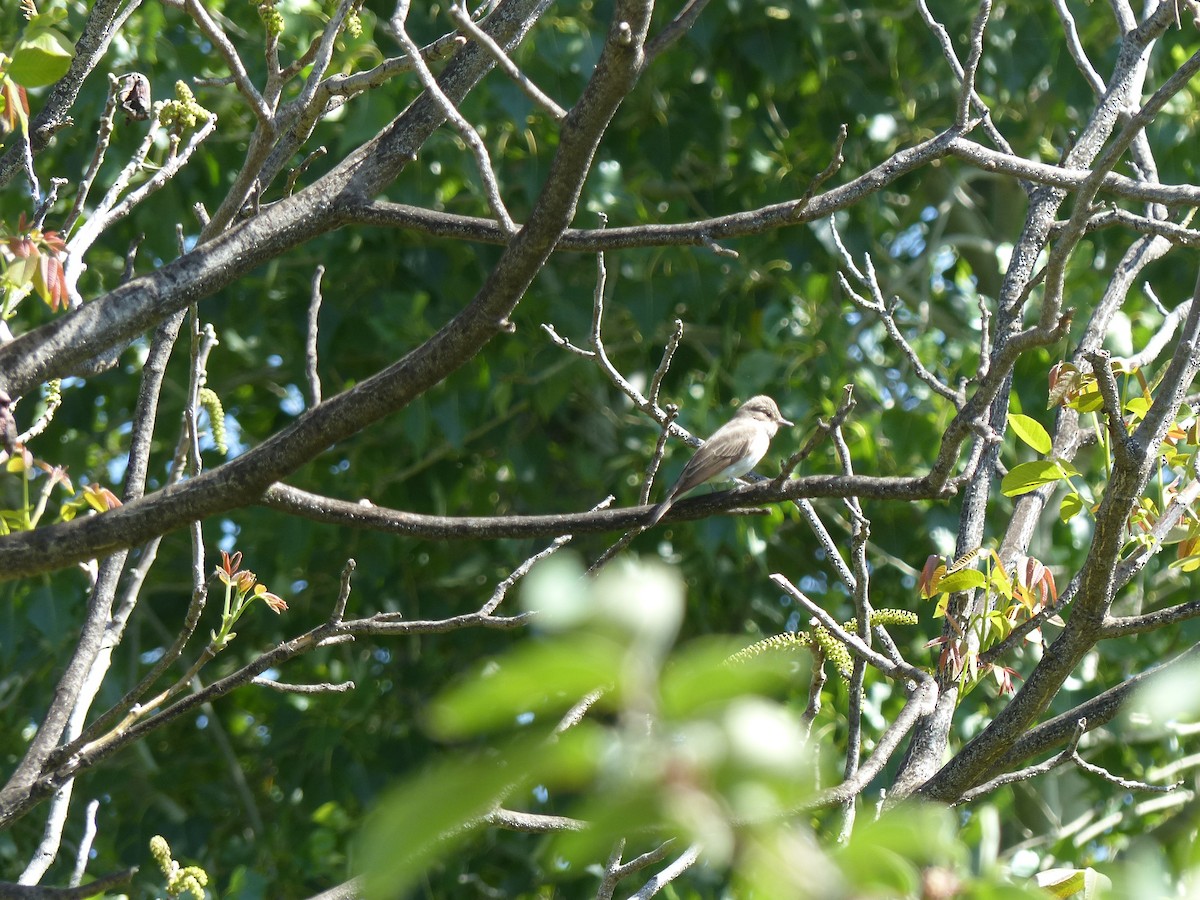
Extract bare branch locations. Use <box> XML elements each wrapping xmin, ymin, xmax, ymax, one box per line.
<box><xmin>0</xmin><ymin>0</ymin><xmax>143</xmax><ymax>189</ymax></box>
<box><xmin>482</xmin><ymin>807</ymin><xmax>586</xmax><ymax>832</ymax></box>
<box><xmin>1052</xmin><ymin>0</ymin><xmax>1106</xmax><ymax>95</ymax></box>
<box><xmin>777</xmin><ymin>384</ymin><xmax>856</xmax><ymax>479</ymax></box>
<box><xmin>645</xmin><ymin>0</ymin><xmax>711</xmax><ymax>62</ymax></box>
<box><xmin>484</xmin><ymin>501</ymin><xmax>612</xmax><ymax>614</ymax></box>
<box><xmin>639</xmin><ymin>405</ymin><xmax>679</xmax><ymax>507</ymax></box>
<box><xmin>0</xmin><ymin>867</ymin><xmax>138</xmax><ymax>899</ymax></box>
<box><xmin>917</xmin><ymin>0</ymin><xmax>1014</xmax><ymax>155</ymax></box>
<box><xmin>809</xmin><ymin>680</ymin><xmax>939</xmax><ymax>809</ymax></box>
<box><xmin>63</xmin><ymin>75</ymin><xmax>122</xmax><ymax>235</ymax></box>
<box><xmin>64</xmin><ymin>110</ymin><xmax>218</xmax><ymax>303</ymax></box>
<box><xmin>1083</xmin><ymin>350</ymin><xmax>1134</xmax><ymax>465</ymax></box>
<box><xmin>956</xmin><ymin>719</ymin><xmax>1086</xmax><ymax>804</ymax></box>
<box><xmin>306</xmin><ymin>265</ymin><xmax>325</xmax><ymax>408</ymax></box>
<box><xmin>449</xmin><ymin>1</ymin><xmax>567</xmax><ymax>120</ymax></box>
<box><xmin>628</xmin><ymin>844</ymin><xmax>702</xmax><ymax>899</ymax></box>
<box><xmin>647</xmin><ymin>319</ymin><xmax>684</xmax><ymax>407</ymax></box>
<box><xmin>182</xmin><ymin>0</ymin><xmax>271</xmax><ymax>123</ymax></box>
<box><xmin>391</xmin><ymin>0</ymin><xmax>517</xmax><ymax>234</ymax></box>
<box><xmin>252</xmin><ymin>677</ymin><xmax>356</xmax><ymax>694</ymax></box>
<box><xmin>596</xmin><ymin>840</ymin><xmax>679</xmax><ymax>900</ymax></box>
<box><xmin>955</xmin><ymin>1</ymin><xmax>992</xmax><ymax>129</ymax></box>
<box><xmin>68</xmin><ymin>800</ymin><xmax>100</xmax><ymax>888</ymax></box>
<box><xmin>1073</xmin><ymin>752</ymin><xmax>1180</xmax><ymax>793</ymax></box>
<box><xmin>770</xmin><ymin>574</ymin><xmax>930</xmax><ymax>683</ymax></box>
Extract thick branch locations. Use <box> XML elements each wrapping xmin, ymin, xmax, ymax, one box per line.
<box><xmin>0</xmin><ymin>471</ymin><xmax>953</xmax><ymax>581</ymax></box>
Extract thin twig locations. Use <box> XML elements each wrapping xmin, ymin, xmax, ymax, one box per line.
<box><xmin>916</xmin><ymin>0</ymin><xmax>1014</xmax><ymax>156</ymax></box>
<box><xmin>1083</xmin><ymin>350</ymin><xmax>1134</xmax><ymax>464</ymax></box>
<box><xmin>801</xmin><ymin>650</ymin><xmax>827</xmax><ymax>740</ymax></box>
<box><xmin>0</xmin><ymin>867</ymin><xmax>138</xmax><ymax>899</ymax></box>
<box><xmin>330</xmin><ymin>558</ymin><xmax>356</xmax><ymax>623</ymax></box>
<box><xmin>286</xmin><ymin>146</ymin><xmax>327</xmax><ymax>196</ymax></box>
<box><xmin>1072</xmin><ymin>752</ymin><xmax>1180</xmax><ymax>793</ymax></box>
<box><xmin>32</xmin><ymin>178</ymin><xmax>67</xmax><ymax>230</ymax></box>
<box><xmin>68</xmin><ymin>800</ymin><xmax>100</xmax><ymax>888</ymax></box>
<box><xmin>832</xmin><ymin>219</ymin><xmax>962</xmax><ymax>405</ymax></box>
<box><xmin>777</xmin><ymin>384</ymin><xmax>856</xmax><ymax>479</ymax></box>
<box><xmin>252</xmin><ymin>677</ymin><xmax>356</xmax><ymax>693</ymax></box>
<box><xmin>955</xmin><ymin>1</ymin><xmax>992</xmax><ymax>128</ymax></box>
<box><xmin>65</xmin><ymin>110</ymin><xmax>218</xmax><ymax>302</ymax></box>
<box><xmin>63</xmin><ymin>75</ymin><xmax>122</xmax><ymax>235</ymax></box>
<box><xmin>771</xmin><ymin>574</ymin><xmax>929</xmax><ymax>683</ymax></box>
<box><xmin>306</xmin><ymin>265</ymin><xmax>325</xmax><ymax>407</ymax></box>
<box><xmin>1052</xmin><ymin>0</ymin><xmax>1106</xmax><ymax>95</ymax></box>
<box><xmin>15</xmin><ymin>380</ymin><xmax>62</xmax><ymax>444</ymax></box>
<box><xmin>628</xmin><ymin>844</ymin><xmax>702</xmax><ymax>899</ymax></box>
<box><xmin>596</xmin><ymin>839</ymin><xmax>679</xmax><ymax>900</ymax></box>
<box><xmin>795</xmin><ymin>124</ymin><xmax>848</xmax><ymax>214</ymax></box>
<box><xmin>483</xmin><ymin>503</ymin><xmax>610</xmax><ymax>614</ymax></box>
<box><xmin>956</xmin><ymin>719</ymin><xmax>1087</xmax><ymax>804</ymax></box>
<box><xmin>647</xmin><ymin>319</ymin><xmax>684</xmax><ymax>407</ymax></box>
<box><xmin>391</xmin><ymin>0</ymin><xmax>516</xmax><ymax>234</ymax></box>
<box><xmin>483</xmin><ymin>807</ymin><xmax>586</xmax><ymax>832</ymax></box>
<box><xmin>556</xmin><ymin>688</ymin><xmax>605</xmax><ymax>735</ymax></box>
<box><xmin>639</xmin><ymin>406</ymin><xmax>679</xmax><ymax>507</ymax></box>
<box><xmin>182</xmin><ymin>0</ymin><xmax>271</xmax><ymax>123</ymax></box>
<box><xmin>448</xmin><ymin>1</ymin><xmax>567</xmax><ymax>120</ymax></box>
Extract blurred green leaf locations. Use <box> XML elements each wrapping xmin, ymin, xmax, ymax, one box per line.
<box><xmin>9</xmin><ymin>31</ymin><xmax>73</xmax><ymax>87</ymax></box>
<box><xmin>660</xmin><ymin>635</ymin><xmax>800</xmax><ymax>718</ymax></box>
<box><xmin>425</xmin><ymin>633</ymin><xmax>623</xmax><ymax>740</ymax></box>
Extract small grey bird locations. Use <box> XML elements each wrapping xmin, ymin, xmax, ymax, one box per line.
<box><xmin>646</xmin><ymin>395</ymin><xmax>793</xmax><ymax>526</ymax></box>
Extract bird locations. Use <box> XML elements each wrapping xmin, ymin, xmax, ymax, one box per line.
<box><xmin>645</xmin><ymin>395</ymin><xmax>793</xmax><ymax>527</ymax></box>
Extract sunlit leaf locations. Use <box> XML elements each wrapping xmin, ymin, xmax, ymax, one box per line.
<box><xmin>1008</xmin><ymin>413</ymin><xmax>1052</xmax><ymax>454</ymax></box>
<box><xmin>1125</xmin><ymin>396</ymin><xmax>1151</xmax><ymax>419</ymax></box>
<box><xmin>934</xmin><ymin>569</ymin><xmax>986</xmax><ymax>594</ymax></box>
<box><xmin>1060</xmin><ymin>492</ymin><xmax>1083</xmax><ymax>523</ymax></box>
<box><xmin>8</xmin><ymin>31</ymin><xmax>74</xmax><ymax>87</ymax></box>
<box><xmin>1035</xmin><ymin>867</ymin><xmax>1111</xmax><ymax>898</ymax></box>
<box><xmin>1001</xmin><ymin>460</ymin><xmax>1065</xmax><ymax>497</ymax></box>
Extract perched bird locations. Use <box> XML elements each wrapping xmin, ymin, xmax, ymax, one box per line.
<box><xmin>646</xmin><ymin>395</ymin><xmax>793</xmax><ymax>526</ymax></box>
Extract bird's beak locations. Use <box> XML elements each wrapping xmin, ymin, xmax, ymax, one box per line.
<box><xmin>780</xmin><ymin>415</ymin><xmax>794</xmax><ymax>427</ymax></box>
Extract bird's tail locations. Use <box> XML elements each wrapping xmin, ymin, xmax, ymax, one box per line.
<box><xmin>644</xmin><ymin>498</ymin><xmax>672</xmax><ymax>527</ymax></box>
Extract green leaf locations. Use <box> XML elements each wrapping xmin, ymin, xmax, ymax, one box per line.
<box><xmin>357</xmin><ymin>734</ymin><xmax>538</xmax><ymax>898</ymax></box>
<box><xmin>836</xmin><ymin>803</ymin><xmax>963</xmax><ymax>895</ymax></box>
<box><xmin>1055</xmin><ymin>459</ymin><xmax>1080</xmax><ymax>478</ymax></box>
<box><xmin>1008</xmin><ymin>413</ymin><xmax>1052</xmax><ymax>454</ymax></box>
<box><xmin>358</xmin><ymin>726</ymin><xmax>604</xmax><ymax>898</ymax></box>
<box><xmin>425</xmin><ymin>633</ymin><xmax>622</xmax><ymax>740</ymax></box>
<box><xmin>935</xmin><ymin>569</ymin><xmax>986</xmax><ymax>594</ymax></box>
<box><xmin>1001</xmin><ymin>460</ymin><xmax>1066</xmax><ymax>497</ymax></box>
<box><xmin>8</xmin><ymin>31</ymin><xmax>74</xmax><ymax>88</ymax></box>
<box><xmin>1060</xmin><ymin>492</ymin><xmax>1084</xmax><ymax>523</ymax></box>
<box><xmin>1068</xmin><ymin>386</ymin><xmax>1104</xmax><ymax>413</ymax></box>
<box><xmin>1035</xmin><ymin>867</ymin><xmax>1111</xmax><ymax>898</ymax></box>
<box><xmin>1125</xmin><ymin>396</ymin><xmax>1151</xmax><ymax>419</ymax></box>
<box><xmin>660</xmin><ymin>636</ymin><xmax>799</xmax><ymax>718</ymax></box>
<box><xmin>1168</xmin><ymin>555</ymin><xmax>1200</xmax><ymax>573</ymax></box>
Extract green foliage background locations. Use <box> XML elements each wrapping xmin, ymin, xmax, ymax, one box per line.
<box><xmin>2</xmin><ymin>0</ymin><xmax>1200</xmax><ymax>896</ymax></box>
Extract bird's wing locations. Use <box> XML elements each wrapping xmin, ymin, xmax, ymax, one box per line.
<box><xmin>669</xmin><ymin>428</ymin><xmax>756</xmax><ymax>500</ymax></box>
